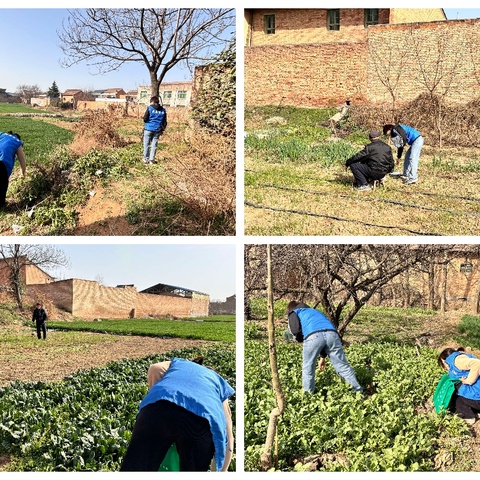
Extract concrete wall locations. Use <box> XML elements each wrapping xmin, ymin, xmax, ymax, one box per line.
<box><xmin>245</xmin><ymin>13</ymin><xmax>480</xmax><ymax>107</ymax></box>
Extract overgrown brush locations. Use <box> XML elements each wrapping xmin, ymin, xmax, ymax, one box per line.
<box><xmin>127</xmin><ymin>130</ymin><xmax>235</xmax><ymax>235</ymax></box>
<box><xmin>349</xmin><ymin>94</ymin><xmax>480</xmax><ymax>148</ymax></box>
<box><xmin>69</xmin><ymin>108</ymin><xmax>128</xmax><ymax>156</ymax></box>
<box><xmin>10</xmin><ymin>146</ymin><xmax>134</xmax><ymax>234</ymax></box>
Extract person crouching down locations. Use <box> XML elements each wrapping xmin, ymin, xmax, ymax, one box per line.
<box><xmin>120</xmin><ymin>356</ymin><xmax>234</xmax><ymax>471</ymax></box>
<box><xmin>345</xmin><ymin>130</ymin><xmax>394</xmax><ymax>191</ymax></box>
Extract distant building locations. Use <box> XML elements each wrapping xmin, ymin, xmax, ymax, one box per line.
<box><xmin>138</xmin><ymin>81</ymin><xmax>193</xmax><ymax>107</ymax></box>
<box><xmin>61</xmin><ymin>89</ymin><xmax>87</xmax><ymax>108</ymax></box>
<box><xmin>98</xmin><ymin>88</ymin><xmax>127</xmax><ymax>99</ymax></box>
<box><xmin>210</xmin><ymin>294</ymin><xmax>236</xmax><ymax>315</ymax></box>
<box><xmin>0</xmin><ymin>88</ymin><xmax>21</xmax><ymax>103</ymax></box>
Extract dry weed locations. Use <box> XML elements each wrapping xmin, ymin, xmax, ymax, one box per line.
<box><xmin>69</xmin><ymin>107</ymin><xmax>128</xmax><ymax>156</ymax></box>
<box><xmin>349</xmin><ymin>94</ymin><xmax>480</xmax><ymax>147</ymax></box>
<box><xmin>163</xmin><ymin>130</ymin><xmax>235</xmax><ymax>225</ymax></box>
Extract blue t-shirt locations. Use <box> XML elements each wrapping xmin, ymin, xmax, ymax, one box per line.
<box><xmin>445</xmin><ymin>352</ymin><xmax>480</xmax><ymax>400</ymax></box>
<box><xmin>144</xmin><ymin>105</ymin><xmax>167</xmax><ymax>132</ymax></box>
<box><xmin>140</xmin><ymin>358</ymin><xmax>235</xmax><ymax>470</ymax></box>
<box><xmin>0</xmin><ymin>132</ymin><xmax>23</xmax><ymax>177</ymax></box>
<box><xmin>295</xmin><ymin>308</ymin><xmax>336</xmax><ymax>339</ymax></box>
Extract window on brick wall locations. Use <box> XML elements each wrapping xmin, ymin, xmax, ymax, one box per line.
<box><xmin>365</xmin><ymin>9</ymin><xmax>379</xmax><ymax>27</ymax></box>
<box><xmin>178</xmin><ymin>91</ymin><xmax>187</xmax><ymax>99</ymax></box>
<box><xmin>327</xmin><ymin>9</ymin><xmax>340</xmax><ymax>31</ymax></box>
<box><xmin>264</xmin><ymin>14</ymin><xmax>275</xmax><ymax>34</ymax></box>
<box><xmin>163</xmin><ymin>91</ymin><xmax>172</xmax><ymax>99</ymax></box>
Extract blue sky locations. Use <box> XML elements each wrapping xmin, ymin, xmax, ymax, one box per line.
<box><xmin>443</xmin><ymin>9</ymin><xmax>480</xmax><ymax>19</ymax></box>
<box><xmin>0</xmin><ymin>8</ymin><xmax>234</xmax><ymax>93</ymax></box>
<box><xmin>41</xmin><ymin>244</ymin><xmax>236</xmax><ymax>302</ymax></box>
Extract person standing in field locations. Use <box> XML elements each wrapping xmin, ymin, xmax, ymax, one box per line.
<box><xmin>142</xmin><ymin>96</ymin><xmax>167</xmax><ymax>164</ymax></box>
<box><xmin>0</xmin><ymin>131</ymin><xmax>27</xmax><ymax>208</ymax></box>
<box><xmin>383</xmin><ymin>123</ymin><xmax>424</xmax><ymax>186</ymax></box>
<box><xmin>286</xmin><ymin>300</ymin><xmax>363</xmax><ymax>394</ymax></box>
<box><xmin>32</xmin><ymin>302</ymin><xmax>48</xmax><ymax>340</ymax></box>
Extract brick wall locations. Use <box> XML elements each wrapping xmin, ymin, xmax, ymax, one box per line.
<box><xmin>26</xmin><ymin>279</ymin><xmax>209</xmax><ymax>320</ymax></box>
<box><xmin>247</xmin><ymin>9</ymin><xmax>390</xmax><ymax>46</ymax></box>
<box><xmin>25</xmin><ymin>264</ymin><xmax>54</xmax><ymax>285</ymax></box>
<box><xmin>367</xmin><ymin>19</ymin><xmax>480</xmax><ymax>105</ymax></box>
<box><xmin>245</xmin><ymin>42</ymin><xmax>368</xmax><ymax>107</ymax></box>
<box><xmin>390</xmin><ymin>8</ymin><xmax>446</xmax><ymax>24</ymax></box>
<box><xmin>245</xmin><ymin>16</ymin><xmax>480</xmax><ymax>107</ymax></box>
<box><xmin>135</xmin><ymin>293</ymin><xmax>192</xmax><ymax>318</ymax></box>
<box><xmin>71</xmin><ymin>280</ymin><xmax>137</xmax><ymax>319</ymax></box>
<box><xmin>27</xmin><ymin>279</ymin><xmax>74</xmax><ymax>315</ymax></box>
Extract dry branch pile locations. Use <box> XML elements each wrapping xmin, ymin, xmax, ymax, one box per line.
<box><xmin>349</xmin><ymin>94</ymin><xmax>480</xmax><ymax>147</ymax></box>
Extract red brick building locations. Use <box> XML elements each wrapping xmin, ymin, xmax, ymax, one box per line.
<box><xmin>244</xmin><ymin>8</ymin><xmax>480</xmax><ymax>107</ymax></box>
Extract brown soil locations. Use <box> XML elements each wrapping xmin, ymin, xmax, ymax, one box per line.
<box><xmin>0</xmin><ymin>329</ymin><xmax>213</xmax><ymax>387</ymax></box>
<box><xmin>72</xmin><ymin>183</ymin><xmax>135</xmax><ymax>236</ymax></box>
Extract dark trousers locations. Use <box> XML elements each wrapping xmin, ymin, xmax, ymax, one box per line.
<box><xmin>120</xmin><ymin>400</ymin><xmax>214</xmax><ymax>471</ymax></box>
<box><xmin>0</xmin><ymin>162</ymin><xmax>9</xmax><ymax>208</ymax></box>
<box><xmin>36</xmin><ymin>322</ymin><xmax>46</xmax><ymax>340</ymax></box>
<box><xmin>349</xmin><ymin>163</ymin><xmax>385</xmax><ymax>187</ymax></box>
<box><xmin>450</xmin><ymin>392</ymin><xmax>480</xmax><ymax>420</ymax></box>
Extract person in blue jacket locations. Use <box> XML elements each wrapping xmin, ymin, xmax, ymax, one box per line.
<box><xmin>120</xmin><ymin>356</ymin><xmax>234</xmax><ymax>471</ymax></box>
<box><xmin>142</xmin><ymin>96</ymin><xmax>167</xmax><ymax>164</ymax></box>
<box><xmin>0</xmin><ymin>131</ymin><xmax>27</xmax><ymax>208</ymax></box>
<box><xmin>287</xmin><ymin>301</ymin><xmax>363</xmax><ymax>394</ymax></box>
<box><xmin>383</xmin><ymin>123</ymin><xmax>424</xmax><ymax>185</ymax></box>
<box><xmin>438</xmin><ymin>347</ymin><xmax>480</xmax><ymax>425</ymax></box>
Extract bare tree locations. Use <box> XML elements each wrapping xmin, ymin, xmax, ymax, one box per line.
<box><xmin>0</xmin><ymin>245</ymin><xmax>70</xmax><ymax>310</ymax></box>
<box><xmin>15</xmin><ymin>84</ymin><xmax>43</xmax><ymax>104</ymax></box>
<box><xmin>368</xmin><ymin>34</ymin><xmax>409</xmax><ymax>118</ymax></box>
<box><xmin>261</xmin><ymin>245</ymin><xmax>285</xmax><ymax>471</ymax></box>
<box><xmin>58</xmin><ymin>8</ymin><xmax>235</xmax><ymax>97</ymax></box>
<box><xmin>410</xmin><ymin>25</ymin><xmax>465</xmax><ymax>147</ymax></box>
<box><xmin>245</xmin><ymin>244</ymin><xmax>456</xmax><ymax>337</ymax></box>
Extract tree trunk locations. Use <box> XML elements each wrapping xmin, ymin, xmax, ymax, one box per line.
<box><xmin>440</xmin><ymin>261</ymin><xmax>448</xmax><ymax>313</ymax></box>
<box><xmin>428</xmin><ymin>263</ymin><xmax>435</xmax><ymax>310</ymax></box>
<box><xmin>150</xmin><ymin>71</ymin><xmax>160</xmax><ymax>98</ymax></box>
<box><xmin>261</xmin><ymin>245</ymin><xmax>285</xmax><ymax>471</ymax></box>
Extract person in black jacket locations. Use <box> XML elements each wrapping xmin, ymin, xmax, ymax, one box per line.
<box><xmin>32</xmin><ymin>302</ymin><xmax>48</xmax><ymax>340</ymax></box>
<box><xmin>345</xmin><ymin>130</ymin><xmax>394</xmax><ymax>191</ymax></box>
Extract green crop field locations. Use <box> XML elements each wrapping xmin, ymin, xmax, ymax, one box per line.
<box><xmin>0</xmin><ymin>103</ymin><xmax>50</xmax><ymax>114</ymax></box>
<box><xmin>244</xmin><ymin>304</ymin><xmax>479</xmax><ymax>472</ymax></box>
<box><xmin>0</xmin><ymin>344</ymin><xmax>235</xmax><ymax>471</ymax></box>
<box><xmin>48</xmin><ymin>316</ymin><xmax>236</xmax><ymax>343</ymax></box>
<box><xmin>0</xmin><ymin>117</ymin><xmax>73</xmax><ymax>160</ymax></box>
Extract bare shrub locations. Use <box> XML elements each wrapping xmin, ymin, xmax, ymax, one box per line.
<box><xmin>349</xmin><ymin>94</ymin><xmax>480</xmax><ymax>147</ymax></box>
<box><xmin>162</xmin><ymin>130</ymin><xmax>235</xmax><ymax>232</ymax></box>
<box><xmin>69</xmin><ymin>107</ymin><xmax>128</xmax><ymax>156</ymax></box>
<box><xmin>135</xmin><ymin>129</ymin><xmax>235</xmax><ymax>235</ymax></box>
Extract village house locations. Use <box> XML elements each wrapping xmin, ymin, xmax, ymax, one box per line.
<box><xmin>244</xmin><ymin>8</ymin><xmax>480</xmax><ymax>107</ymax></box>
<box><xmin>138</xmin><ymin>81</ymin><xmax>193</xmax><ymax>107</ymax></box>
<box><xmin>0</xmin><ymin>257</ymin><xmax>210</xmax><ymax>319</ymax></box>
<box><xmin>60</xmin><ymin>89</ymin><xmax>87</xmax><ymax>108</ymax></box>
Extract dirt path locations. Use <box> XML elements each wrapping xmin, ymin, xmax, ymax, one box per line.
<box><xmin>0</xmin><ymin>328</ymin><xmax>213</xmax><ymax>387</ymax></box>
